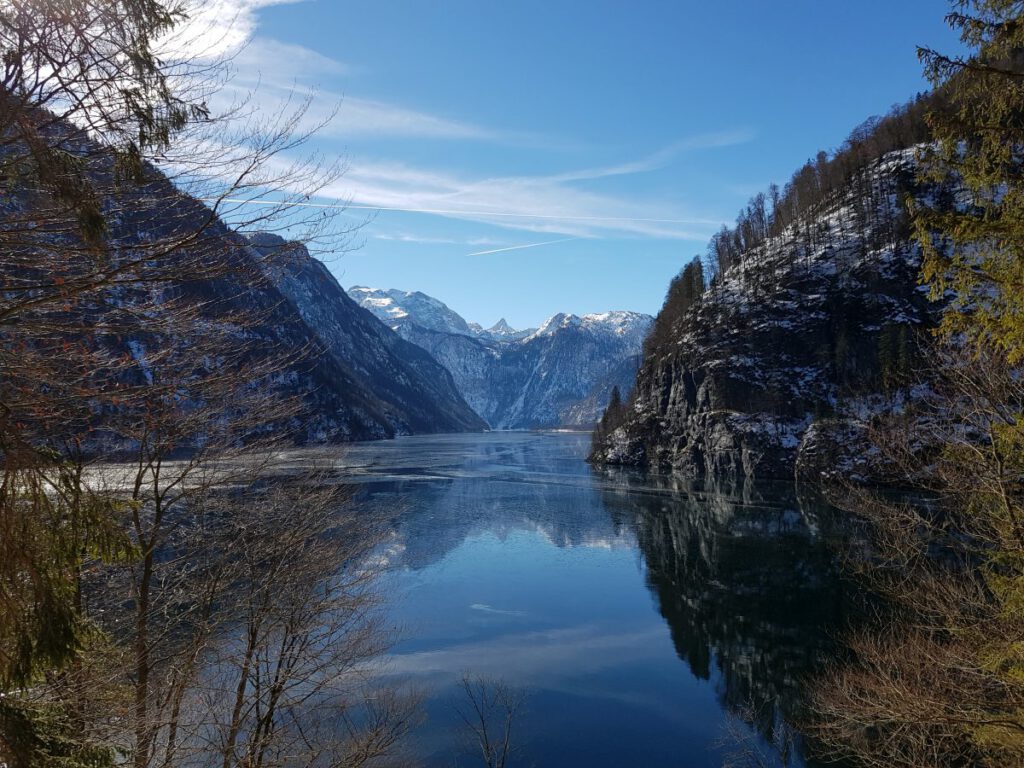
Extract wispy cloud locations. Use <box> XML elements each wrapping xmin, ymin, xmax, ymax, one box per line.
<box><xmin>374</xmin><ymin>233</ymin><xmax>508</xmax><ymax>247</ymax></box>
<box><xmin>158</xmin><ymin>0</ymin><xmax>303</xmax><ymax>62</ymax></box>
<box><xmin>209</xmin><ymin>154</ymin><xmax>725</xmax><ymax>240</ymax></box>
<box><xmin>374</xmin><ymin>233</ymin><xmax>462</xmax><ymax>245</ymax></box>
<box><xmin>469</xmin><ymin>603</ymin><xmax>527</xmax><ymax>616</ymax></box>
<box><xmin>163</xmin><ymin>2</ymin><xmax>735</xmax><ymax>241</ymax></box>
<box><xmin>548</xmin><ymin>130</ymin><xmax>756</xmax><ymax>183</ymax></box>
<box><xmin>330</xmin><ymin>97</ymin><xmax>500</xmax><ymax>140</ymax></box>
<box><xmin>195</xmin><ymin>131</ymin><xmax>730</xmax><ymax>240</ymax></box>
<box><xmin>213</xmin><ymin>47</ymin><xmax>505</xmax><ymax>141</ymax></box>
<box><xmin>323</xmin><ymin>158</ymin><xmax>723</xmax><ymax>240</ymax></box>
<box><xmin>162</xmin><ymin>2</ymin><xmax>505</xmax><ymax>141</ymax></box>
<box><xmin>232</xmin><ymin>36</ymin><xmax>352</xmax><ymax>79</ymax></box>
<box><xmin>194</xmin><ymin>16</ymin><xmax>504</xmax><ymax>141</ymax></box>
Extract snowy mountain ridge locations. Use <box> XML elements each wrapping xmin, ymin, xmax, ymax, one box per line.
<box><xmin>527</xmin><ymin>311</ymin><xmax>652</xmax><ymax>341</ymax></box>
<box><xmin>348</xmin><ymin>286</ymin><xmax>650</xmax><ymax>345</ymax></box>
<box><xmin>349</xmin><ymin>286</ymin><xmax>652</xmax><ymax>429</ymax></box>
<box><xmin>348</xmin><ymin>286</ymin><xmax>474</xmax><ymax>337</ymax></box>
<box><xmin>468</xmin><ymin>317</ymin><xmax>535</xmax><ymax>342</ymax></box>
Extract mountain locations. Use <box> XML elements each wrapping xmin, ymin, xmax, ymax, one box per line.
<box><xmin>350</xmin><ymin>287</ymin><xmax>477</xmax><ymax>336</ymax></box>
<box><xmin>469</xmin><ymin>317</ymin><xmax>535</xmax><ymax>342</ymax></box>
<box><xmin>247</xmin><ymin>234</ymin><xmax>486</xmax><ymax>436</ymax></box>
<box><xmin>0</xmin><ymin>130</ymin><xmax>485</xmax><ymax>448</ymax></box>
<box><xmin>349</xmin><ymin>286</ymin><xmax>652</xmax><ymax>429</ymax></box>
<box><xmin>589</xmin><ymin>148</ymin><xmax>938</xmax><ymax>480</ymax></box>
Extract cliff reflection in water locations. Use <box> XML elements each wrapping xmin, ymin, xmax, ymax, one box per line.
<box><xmin>337</xmin><ymin>433</ymin><xmax>845</xmax><ymax>766</ymax></box>
<box><xmin>599</xmin><ymin>468</ymin><xmax>845</xmax><ymax>743</ymax></box>
<box><xmin>347</xmin><ymin>433</ymin><xmax>637</xmax><ymax>571</ymax></box>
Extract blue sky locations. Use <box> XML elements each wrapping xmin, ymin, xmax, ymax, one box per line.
<box><xmin>200</xmin><ymin>1</ymin><xmax>965</xmax><ymax>329</ymax></box>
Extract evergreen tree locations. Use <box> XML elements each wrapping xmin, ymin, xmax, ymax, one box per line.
<box><xmin>607</xmin><ymin>385</ymin><xmax>622</xmax><ymax>413</ymax></box>
<box><xmin>643</xmin><ymin>256</ymin><xmax>707</xmax><ymax>356</ymax></box>
<box><xmin>815</xmin><ymin>4</ymin><xmax>1024</xmax><ymax>765</ymax></box>
<box><xmin>916</xmin><ymin>1</ymin><xmax>1024</xmax><ymax>363</ymax></box>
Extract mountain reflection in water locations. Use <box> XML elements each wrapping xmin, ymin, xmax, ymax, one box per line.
<box><xmin>311</xmin><ymin>432</ymin><xmax>846</xmax><ymax>768</ymax></box>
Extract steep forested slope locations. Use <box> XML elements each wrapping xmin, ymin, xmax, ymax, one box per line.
<box><xmin>591</xmin><ymin>147</ymin><xmax>940</xmax><ymax>479</ymax></box>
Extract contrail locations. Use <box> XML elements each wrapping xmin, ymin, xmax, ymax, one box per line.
<box><xmin>204</xmin><ymin>197</ymin><xmax>702</xmax><ymax>225</ymax></box>
<box><xmin>466</xmin><ymin>237</ymin><xmax>578</xmax><ymax>257</ymax></box>
<box><xmin>469</xmin><ymin>603</ymin><xmax>526</xmax><ymax>616</ymax></box>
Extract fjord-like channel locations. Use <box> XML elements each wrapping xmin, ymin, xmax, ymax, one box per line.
<box><xmin>330</xmin><ymin>431</ymin><xmax>844</xmax><ymax>767</ymax></box>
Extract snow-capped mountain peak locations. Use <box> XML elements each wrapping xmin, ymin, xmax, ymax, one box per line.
<box><xmin>581</xmin><ymin>311</ymin><xmax>654</xmax><ymax>337</ymax></box>
<box><xmin>527</xmin><ymin>310</ymin><xmax>651</xmax><ymax>342</ymax></box>
<box><xmin>348</xmin><ymin>285</ymin><xmax>653</xmax><ymax>429</ymax></box>
<box><xmin>475</xmin><ymin>317</ymin><xmax>535</xmax><ymax>341</ymax></box>
<box><xmin>347</xmin><ymin>286</ymin><xmax>471</xmax><ymax>336</ymax></box>
<box><xmin>528</xmin><ymin>313</ymin><xmax>581</xmax><ymax>340</ymax></box>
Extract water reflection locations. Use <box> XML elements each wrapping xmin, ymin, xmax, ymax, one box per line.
<box><xmin>599</xmin><ymin>470</ymin><xmax>844</xmax><ymax>752</ymax></box>
<box><xmin>343</xmin><ymin>432</ymin><xmax>635</xmax><ymax>570</ymax></box>
<box><xmin>328</xmin><ymin>433</ymin><xmax>843</xmax><ymax>767</ymax></box>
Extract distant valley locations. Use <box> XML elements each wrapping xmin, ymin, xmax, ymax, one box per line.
<box><xmin>0</xmin><ymin>116</ymin><xmax>650</xmax><ymax>447</ymax></box>
<box><xmin>350</xmin><ymin>286</ymin><xmax>652</xmax><ymax>429</ymax></box>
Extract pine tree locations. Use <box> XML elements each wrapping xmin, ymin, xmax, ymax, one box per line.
<box><xmin>916</xmin><ymin>1</ymin><xmax>1024</xmax><ymax>362</ymax></box>
<box><xmin>814</xmin><ymin>4</ymin><xmax>1024</xmax><ymax>765</ymax></box>
<box><xmin>607</xmin><ymin>385</ymin><xmax>622</xmax><ymax>413</ymax></box>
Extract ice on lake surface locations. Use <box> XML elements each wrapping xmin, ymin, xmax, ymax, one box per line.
<box><xmin>306</xmin><ymin>432</ymin><xmax>844</xmax><ymax>768</ymax></box>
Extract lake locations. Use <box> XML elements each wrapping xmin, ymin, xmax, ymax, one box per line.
<box><xmin>330</xmin><ymin>431</ymin><xmax>845</xmax><ymax>768</ymax></box>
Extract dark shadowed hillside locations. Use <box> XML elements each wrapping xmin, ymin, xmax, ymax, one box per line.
<box><xmin>1</xmin><ymin>137</ymin><xmax>486</xmax><ymax>449</ymax></box>
<box><xmin>591</xmin><ymin>137</ymin><xmax>942</xmax><ymax>480</ymax></box>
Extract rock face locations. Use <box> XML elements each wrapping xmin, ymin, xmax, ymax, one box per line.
<box><xmin>247</xmin><ymin>234</ymin><xmax>486</xmax><ymax>436</ymax></box>
<box><xmin>590</xmin><ymin>150</ymin><xmax>938</xmax><ymax>480</ymax></box>
<box><xmin>0</xmin><ymin>134</ymin><xmax>486</xmax><ymax>446</ymax></box>
<box><xmin>349</xmin><ymin>287</ymin><xmax>652</xmax><ymax>429</ymax></box>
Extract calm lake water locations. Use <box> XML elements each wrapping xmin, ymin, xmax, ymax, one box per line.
<box><xmin>330</xmin><ymin>431</ymin><xmax>845</xmax><ymax>768</ymax></box>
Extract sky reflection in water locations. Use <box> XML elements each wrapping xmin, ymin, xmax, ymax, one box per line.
<box><xmin>326</xmin><ymin>432</ymin><xmax>842</xmax><ymax>768</ymax></box>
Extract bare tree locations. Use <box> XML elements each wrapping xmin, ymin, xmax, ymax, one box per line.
<box><xmin>0</xmin><ymin>2</ymin><xmax>377</xmax><ymax>766</ymax></box>
<box><xmin>131</xmin><ymin>474</ymin><xmax>417</xmax><ymax>768</ymax></box>
<box><xmin>453</xmin><ymin>675</ymin><xmax>527</xmax><ymax>768</ymax></box>
<box><xmin>809</xmin><ymin>342</ymin><xmax>1024</xmax><ymax>767</ymax></box>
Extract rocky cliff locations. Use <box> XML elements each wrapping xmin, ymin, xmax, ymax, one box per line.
<box><xmin>248</xmin><ymin>234</ymin><xmax>486</xmax><ymax>435</ymax></box>
<box><xmin>1</xmin><ymin>131</ymin><xmax>486</xmax><ymax>448</ymax></box>
<box><xmin>590</xmin><ymin>149</ymin><xmax>937</xmax><ymax>480</ymax></box>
